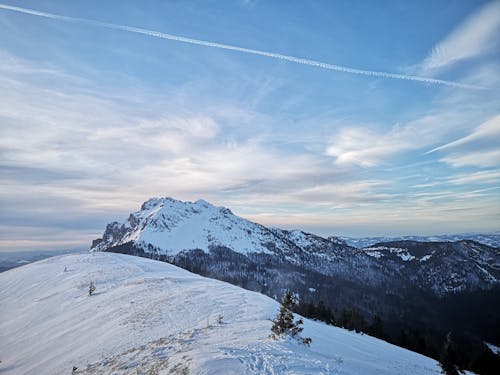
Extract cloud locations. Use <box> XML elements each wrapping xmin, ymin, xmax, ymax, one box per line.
<box><xmin>421</xmin><ymin>1</ymin><xmax>500</xmax><ymax>73</ymax></box>
<box><xmin>290</xmin><ymin>181</ymin><xmax>391</xmax><ymax>206</ymax></box>
<box><xmin>0</xmin><ymin>51</ymin><xmax>349</xmax><ymax>248</ymax></box>
<box><xmin>325</xmin><ymin>127</ymin><xmax>402</xmax><ymax>167</ymax></box>
<box><xmin>447</xmin><ymin>170</ymin><xmax>500</xmax><ymax>185</ymax></box>
<box><xmin>441</xmin><ymin>150</ymin><xmax>500</xmax><ymax>168</ymax></box>
<box><xmin>427</xmin><ymin>114</ymin><xmax>500</xmax><ymax>167</ymax></box>
<box><xmin>324</xmin><ymin>111</ymin><xmax>466</xmax><ymax>167</ymax></box>
<box><xmin>427</xmin><ymin>114</ymin><xmax>500</xmax><ymax>153</ymax></box>
<box><xmin>0</xmin><ymin>3</ymin><xmax>481</xmax><ymax>89</ymax></box>
<box><xmin>1</xmin><ymin>45</ymin><xmax>499</xmax><ymax>249</ymax></box>
<box><xmin>244</xmin><ymin>188</ymin><xmax>500</xmax><ymax>237</ymax></box>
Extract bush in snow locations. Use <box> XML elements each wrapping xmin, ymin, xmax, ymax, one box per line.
<box><xmin>216</xmin><ymin>314</ymin><xmax>224</xmax><ymax>324</ymax></box>
<box><xmin>270</xmin><ymin>290</ymin><xmax>311</xmax><ymax>345</ymax></box>
<box><xmin>88</xmin><ymin>281</ymin><xmax>96</xmax><ymax>296</ymax></box>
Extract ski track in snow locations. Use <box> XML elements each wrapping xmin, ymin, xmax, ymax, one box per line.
<box><xmin>0</xmin><ymin>252</ymin><xmax>442</xmax><ymax>374</ymax></box>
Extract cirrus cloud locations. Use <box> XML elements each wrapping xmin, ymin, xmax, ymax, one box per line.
<box><xmin>421</xmin><ymin>1</ymin><xmax>500</xmax><ymax>74</ymax></box>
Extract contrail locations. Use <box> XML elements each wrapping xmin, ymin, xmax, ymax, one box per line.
<box><xmin>0</xmin><ymin>3</ymin><xmax>481</xmax><ymax>89</ymax></box>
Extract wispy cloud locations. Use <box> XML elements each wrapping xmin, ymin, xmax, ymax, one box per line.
<box><xmin>421</xmin><ymin>1</ymin><xmax>500</xmax><ymax>74</ymax></box>
<box><xmin>440</xmin><ymin>150</ymin><xmax>500</xmax><ymax>168</ymax></box>
<box><xmin>427</xmin><ymin>114</ymin><xmax>500</xmax><ymax>154</ymax></box>
<box><xmin>324</xmin><ymin>111</ymin><xmax>466</xmax><ymax>167</ymax></box>
<box><xmin>0</xmin><ymin>3</ymin><xmax>482</xmax><ymax>89</ymax></box>
<box><xmin>427</xmin><ymin>114</ymin><xmax>500</xmax><ymax>167</ymax></box>
<box><xmin>447</xmin><ymin>170</ymin><xmax>500</xmax><ymax>185</ymax></box>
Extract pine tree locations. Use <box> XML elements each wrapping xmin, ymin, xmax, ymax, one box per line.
<box><xmin>439</xmin><ymin>332</ymin><xmax>460</xmax><ymax>375</ymax></box>
<box><xmin>270</xmin><ymin>291</ymin><xmax>311</xmax><ymax>345</ymax></box>
<box><xmin>88</xmin><ymin>281</ymin><xmax>96</xmax><ymax>296</ymax></box>
<box><xmin>368</xmin><ymin>315</ymin><xmax>385</xmax><ymax>339</ymax></box>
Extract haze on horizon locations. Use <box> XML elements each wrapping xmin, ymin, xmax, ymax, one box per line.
<box><xmin>1</xmin><ymin>1</ymin><xmax>499</xmax><ymax>252</ymax></box>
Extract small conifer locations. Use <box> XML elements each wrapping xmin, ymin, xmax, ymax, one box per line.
<box><xmin>88</xmin><ymin>281</ymin><xmax>96</xmax><ymax>296</ymax></box>
<box><xmin>439</xmin><ymin>332</ymin><xmax>460</xmax><ymax>375</ymax></box>
<box><xmin>270</xmin><ymin>291</ymin><xmax>311</xmax><ymax>345</ymax></box>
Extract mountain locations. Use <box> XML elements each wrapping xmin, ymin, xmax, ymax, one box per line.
<box><xmin>0</xmin><ymin>252</ymin><xmax>443</xmax><ymax>374</ymax></box>
<box><xmin>91</xmin><ymin>197</ymin><xmax>354</xmax><ymax>261</ymax></box>
<box><xmin>363</xmin><ymin>240</ymin><xmax>499</xmax><ymax>295</ymax></box>
<box><xmin>92</xmin><ymin>197</ymin><xmax>499</xmax><ymax>297</ymax></box>
<box><xmin>342</xmin><ymin>233</ymin><xmax>500</xmax><ymax>249</ymax></box>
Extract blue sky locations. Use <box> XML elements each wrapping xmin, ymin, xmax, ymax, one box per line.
<box><xmin>1</xmin><ymin>0</ymin><xmax>499</xmax><ymax>251</ymax></box>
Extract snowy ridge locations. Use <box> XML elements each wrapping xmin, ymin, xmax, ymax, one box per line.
<box><xmin>0</xmin><ymin>253</ymin><xmax>443</xmax><ymax>374</ymax></box>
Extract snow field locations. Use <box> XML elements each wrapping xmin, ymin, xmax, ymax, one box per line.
<box><xmin>0</xmin><ymin>252</ymin><xmax>442</xmax><ymax>374</ymax></box>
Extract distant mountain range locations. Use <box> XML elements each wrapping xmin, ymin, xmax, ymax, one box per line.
<box><xmin>342</xmin><ymin>233</ymin><xmax>500</xmax><ymax>249</ymax></box>
<box><xmin>91</xmin><ymin>197</ymin><xmax>500</xmax><ymax>373</ymax></box>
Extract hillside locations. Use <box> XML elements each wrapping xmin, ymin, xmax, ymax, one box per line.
<box><xmin>0</xmin><ymin>252</ymin><xmax>442</xmax><ymax>374</ymax></box>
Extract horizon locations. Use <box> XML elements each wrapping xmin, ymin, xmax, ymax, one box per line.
<box><xmin>1</xmin><ymin>1</ymin><xmax>499</xmax><ymax>252</ymax></box>
<box><xmin>2</xmin><ymin>195</ymin><xmax>499</xmax><ymax>253</ymax></box>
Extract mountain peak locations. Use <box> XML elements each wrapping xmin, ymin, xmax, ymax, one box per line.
<box><xmin>93</xmin><ymin>197</ymin><xmax>281</xmax><ymax>255</ymax></box>
<box><xmin>91</xmin><ymin>196</ymin><xmax>354</xmax><ymax>260</ymax></box>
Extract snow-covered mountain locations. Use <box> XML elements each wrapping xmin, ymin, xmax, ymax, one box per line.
<box><xmin>91</xmin><ymin>197</ymin><xmax>353</xmax><ymax>262</ymax></box>
<box><xmin>91</xmin><ymin>197</ymin><xmax>499</xmax><ymax>296</ymax></box>
<box><xmin>0</xmin><ymin>252</ymin><xmax>443</xmax><ymax>374</ymax></box>
<box><xmin>363</xmin><ymin>240</ymin><xmax>500</xmax><ymax>294</ymax></box>
<box><xmin>342</xmin><ymin>233</ymin><xmax>500</xmax><ymax>249</ymax></box>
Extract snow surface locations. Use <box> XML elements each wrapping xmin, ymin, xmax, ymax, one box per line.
<box><xmin>0</xmin><ymin>253</ymin><xmax>442</xmax><ymax>374</ymax></box>
<box><xmin>419</xmin><ymin>254</ymin><xmax>433</xmax><ymax>262</ymax></box>
<box><xmin>363</xmin><ymin>246</ymin><xmax>416</xmax><ymax>262</ymax></box>
<box><xmin>485</xmin><ymin>342</ymin><xmax>500</xmax><ymax>355</ymax></box>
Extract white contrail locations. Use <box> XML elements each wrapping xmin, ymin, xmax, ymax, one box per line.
<box><xmin>0</xmin><ymin>3</ymin><xmax>482</xmax><ymax>89</ymax></box>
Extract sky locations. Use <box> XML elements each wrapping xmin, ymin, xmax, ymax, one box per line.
<box><xmin>0</xmin><ymin>0</ymin><xmax>499</xmax><ymax>252</ymax></box>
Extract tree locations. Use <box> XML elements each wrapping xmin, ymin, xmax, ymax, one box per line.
<box><xmin>88</xmin><ymin>281</ymin><xmax>96</xmax><ymax>296</ymax></box>
<box><xmin>340</xmin><ymin>308</ymin><xmax>366</xmax><ymax>332</ymax></box>
<box><xmin>270</xmin><ymin>291</ymin><xmax>311</xmax><ymax>345</ymax></box>
<box><xmin>439</xmin><ymin>332</ymin><xmax>460</xmax><ymax>375</ymax></box>
<box><xmin>368</xmin><ymin>314</ymin><xmax>385</xmax><ymax>340</ymax></box>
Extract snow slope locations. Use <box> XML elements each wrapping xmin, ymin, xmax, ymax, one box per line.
<box><xmin>0</xmin><ymin>253</ymin><xmax>442</xmax><ymax>374</ymax></box>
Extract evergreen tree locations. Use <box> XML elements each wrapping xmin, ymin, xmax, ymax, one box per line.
<box><xmin>368</xmin><ymin>314</ymin><xmax>385</xmax><ymax>339</ymax></box>
<box><xmin>270</xmin><ymin>291</ymin><xmax>311</xmax><ymax>345</ymax></box>
<box><xmin>88</xmin><ymin>281</ymin><xmax>96</xmax><ymax>296</ymax></box>
<box><xmin>439</xmin><ymin>332</ymin><xmax>460</xmax><ymax>375</ymax></box>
